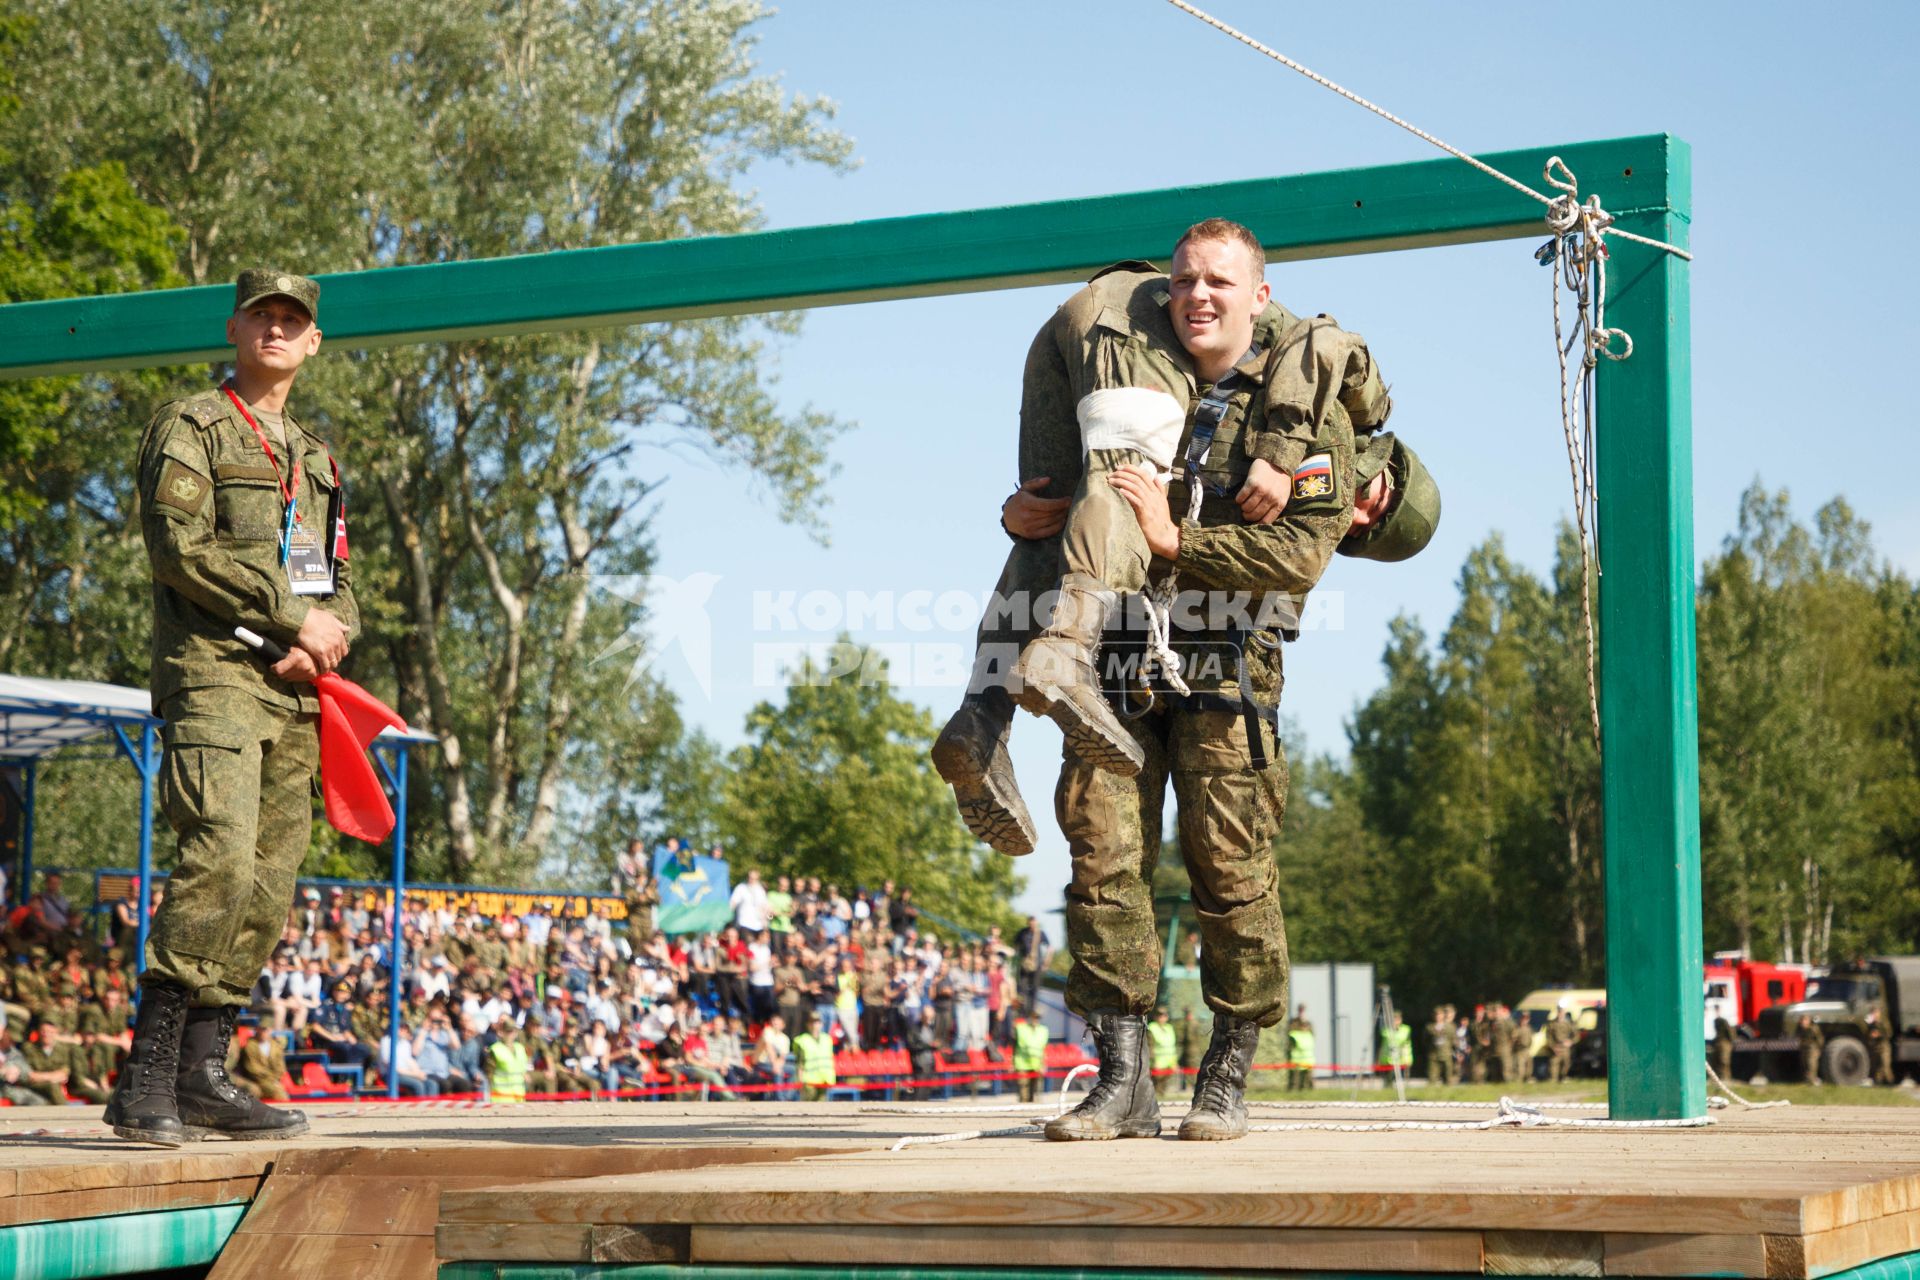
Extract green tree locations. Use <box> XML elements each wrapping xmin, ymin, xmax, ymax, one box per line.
<box><xmin>721</xmin><ymin>638</ymin><xmax>1023</xmax><ymax>935</ymax></box>
<box><xmin>1696</xmin><ymin>485</ymin><xmax>1920</xmax><ymax>962</ymax></box>
<box><xmin>1</xmin><ymin>0</ymin><xmax>851</xmax><ymax>884</ymax></box>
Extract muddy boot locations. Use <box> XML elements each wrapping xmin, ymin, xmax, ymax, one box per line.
<box><xmin>1178</xmin><ymin>1014</ymin><xmax>1260</xmax><ymax>1141</ymax></box>
<box><xmin>1012</xmin><ymin>575</ymin><xmax>1144</xmax><ymax>777</ymax></box>
<box><xmin>1043</xmin><ymin>1011</ymin><xmax>1161</xmax><ymax>1141</ymax></box>
<box><xmin>931</xmin><ymin>688</ymin><xmax>1036</xmax><ymax>855</ymax></box>
<box><xmin>102</xmin><ymin>981</ymin><xmax>191</xmax><ymax>1146</ymax></box>
<box><xmin>177</xmin><ymin>1007</ymin><xmax>310</xmax><ymax>1140</ymax></box>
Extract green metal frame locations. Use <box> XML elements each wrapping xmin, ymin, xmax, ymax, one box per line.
<box><xmin>0</xmin><ymin>133</ymin><xmax>1701</xmax><ymax>1119</ymax></box>
<box><xmin>0</xmin><ymin>1202</ymin><xmax>245</xmax><ymax>1280</ymax></box>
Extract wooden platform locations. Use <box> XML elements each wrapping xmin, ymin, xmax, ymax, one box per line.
<box><xmin>5</xmin><ymin>1100</ymin><xmax>1920</xmax><ymax>1278</ymax></box>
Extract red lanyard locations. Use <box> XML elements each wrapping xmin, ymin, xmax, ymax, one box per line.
<box><xmin>222</xmin><ymin>384</ymin><xmax>301</xmax><ymax>517</ymax></box>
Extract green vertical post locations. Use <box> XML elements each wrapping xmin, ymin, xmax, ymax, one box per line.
<box><xmin>1597</xmin><ymin>135</ymin><xmax>1702</xmax><ymax>1120</ymax></box>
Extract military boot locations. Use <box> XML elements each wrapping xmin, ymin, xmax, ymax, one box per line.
<box><xmin>1043</xmin><ymin>1011</ymin><xmax>1161</xmax><ymax>1140</ymax></box>
<box><xmin>177</xmin><ymin>1007</ymin><xmax>310</xmax><ymax>1140</ymax></box>
<box><xmin>931</xmin><ymin>688</ymin><xmax>1036</xmax><ymax>855</ymax></box>
<box><xmin>1178</xmin><ymin>1014</ymin><xmax>1261</xmax><ymax>1141</ymax></box>
<box><xmin>1011</xmin><ymin>575</ymin><xmax>1145</xmax><ymax>777</ymax></box>
<box><xmin>102</xmin><ymin>981</ymin><xmax>191</xmax><ymax>1146</ymax></box>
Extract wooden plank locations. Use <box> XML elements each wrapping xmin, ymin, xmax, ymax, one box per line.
<box><xmin>1801</xmin><ymin>1209</ymin><xmax>1920</xmax><ymax>1279</ymax></box>
<box><xmin>441</xmin><ymin>1180</ymin><xmax>1820</xmax><ymax>1236</ymax></box>
<box><xmin>689</xmin><ymin>1223</ymin><xmax>1484</xmax><ymax>1272</ymax></box>
<box><xmin>434</xmin><ymin>1222</ymin><xmax>594</xmax><ymax>1263</ymax></box>
<box><xmin>13</xmin><ymin>1149</ymin><xmax>271</xmax><ymax>1197</ymax></box>
<box><xmin>0</xmin><ymin>136</ymin><xmax>1676</xmax><ymax>378</ymax></box>
<box><xmin>592</xmin><ymin>1224</ymin><xmax>692</xmax><ymax>1263</ymax></box>
<box><xmin>1487</xmin><ymin>1230</ymin><xmax>1604</xmax><ymax>1276</ymax></box>
<box><xmin>1605</xmin><ymin>1231</ymin><xmax>1770</xmax><ymax>1278</ymax></box>
<box><xmin>206</xmin><ymin>1230</ymin><xmax>435</xmax><ymax>1280</ymax></box>
<box><xmin>0</xmin><ymin>1174</ymin><xmax>262</xmax><ymax>1228</ymax></box>
<box><xmin>1804</xmin><ymin>1175</ymin><xmax>1920</xmax><ymax>1235</ymax></box>
<box><xmin>438</xmin><ymin>1223</ymin><xmax>693</xmax><ymax>1265</ymax></box>
<box><xmin>233</xmin><ymin>1173</ymin><xmax>442</xmax><ymax>1238</ymax></box>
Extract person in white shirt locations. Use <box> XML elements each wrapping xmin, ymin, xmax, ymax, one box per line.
<box><xmin>522</xmin><ymin>906</ymin><xmax>553</xmax><ymax>950</ymax></box>
<box><xmin>380</xmin><ymin>1028</ymin><xmax>435</xmax><ymax>1096</ymax></box>
<box><xmin>416</xmin><ymin>955</ymin><xmax>452</xmax><ymax>1003</ymax></box>
<box><xmin>729</xmin><ymin>870</ymin><xmax>770</xmax><ymax>934</ymax></box>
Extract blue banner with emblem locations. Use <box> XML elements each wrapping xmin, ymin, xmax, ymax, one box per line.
<box><xmin>652</xmin><ymin>846</ymin><xmax>732</xmax><ymax>935</ymax></box>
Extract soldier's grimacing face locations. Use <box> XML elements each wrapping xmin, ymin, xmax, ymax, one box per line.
<box><xmin>1168</xmin><ymin>237</ymin><xmax>1270</xmax><ymax>375</ymax></box>
<box><xmin>226</xmin><ymin>298</ymin><xmax>321</xmax><ymax>376</ymax></box>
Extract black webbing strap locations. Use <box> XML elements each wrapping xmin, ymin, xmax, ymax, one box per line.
<box><xmin>1170</xmin><ymin>623</ymin><xmax>1277</xmax><ymax>771</ymax></box>
<box><xmin>1180</xmin><ymin>348</ymin><xmax>1259</xmax><ymax>498</ymax></box>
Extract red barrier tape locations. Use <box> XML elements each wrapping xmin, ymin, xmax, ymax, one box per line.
<box><xmin>289</xmin><ymin>1058</ymin><xmax>1397</xmax><ymax>1103</ymax></box>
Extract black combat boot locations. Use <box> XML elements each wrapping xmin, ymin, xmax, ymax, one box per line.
<box><xmin>102</xmin><ymin>981</ymin><xmax>192</xmax><ymax>1146</ymax></box>
<box><xmin>1178</xmin><ymin>1014</ymin><xmax>1261</xmax><ymax>1141</ymax></box>
<box><xmin>1043</xmin><ymin>1011</ymin><xmax>1161</xmax><ymax>1140</ymax></box>
<box><xmin>1011</xmin><ymin>575</ymin><xmax>1145</xmax><ymax>778</ymax></box>
<box><xmin>177</xmin><ymin>1006</ymin><xmax>310</xmax><ymax>1140</ymax></box>
<box><xmin>932</xmin><ymin>688</ymin><xmax>1037</xmax><ymax>855</ymax></box>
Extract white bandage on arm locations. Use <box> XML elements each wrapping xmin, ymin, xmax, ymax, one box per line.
<box><xmin>1076</xmin><ymin>388</ymin><xmax>1186</xmax><ymax>481</ymax></box>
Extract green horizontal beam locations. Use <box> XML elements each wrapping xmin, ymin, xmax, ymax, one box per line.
<box><xmin>0</xmin><ymin>135</ymin><xmax>1677</xmax><ymax>379</ymax></box>
<box><xmin>0</xmin><ymin>1201</ymin><xmax>246</xmax><ymax>1280</ymax></box>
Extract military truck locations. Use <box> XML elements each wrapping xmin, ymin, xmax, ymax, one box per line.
<box><xmin>1737</xmin><ymin>957</ymin><xmax>1920</xmax><ymax>1085</ymax></box>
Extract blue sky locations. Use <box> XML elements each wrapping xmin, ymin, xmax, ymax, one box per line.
<box><xmin>625</xmin><ymin>1</ymin><xmax>1920</xmax><ymax>925</ymax></box>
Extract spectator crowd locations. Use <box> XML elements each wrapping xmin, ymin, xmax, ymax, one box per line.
<box><xmin>1</xmin><ymin>851</ymin><xmax>1060</xmax><ymax>1105</ymax></box>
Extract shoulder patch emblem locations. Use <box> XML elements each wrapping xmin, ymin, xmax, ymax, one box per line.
<box><xmin>155</xmin><ymin>458</ymin><xmax>212</xmax><ymax>517</ymax></box>
<box><xmin>1292</xmin><ymin>452</ymin><xmax>1334</xmax><ymax>501</ymax></box>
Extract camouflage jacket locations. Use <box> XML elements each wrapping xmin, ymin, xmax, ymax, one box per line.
<box><xmin>1019</xmin><ymin>263</ymin><xmax>1304</xmax><ymax>504</ymax></box>
<box><xmin>138</xmin><ymin>386</ymin><xmax>360</xmax><ymax>712</ymax></box>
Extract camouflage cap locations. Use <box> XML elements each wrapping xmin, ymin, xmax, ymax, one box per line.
<box><xmin>1338</xmin><ymin>434</ymin><xmax>1440</xmax><ymax>563</ymax></box>
<box><xmin>235</xmin><ymin>268</ymin><xmax>320</xmax><ymax>320</ymax></box>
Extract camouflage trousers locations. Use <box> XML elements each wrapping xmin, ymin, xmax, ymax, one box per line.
<box><xmin>147</xmin><ymin>685</ymin><xmax>318</xmax><ymax>1008</ymax></box>
<box><xmin>1058</xmin><ymin>700</ymin><xmax>1291</xmax><ymax>1027</ymax></box>
<box><xmin>968</xmin><ymin>447</ymin><xmax>1151</xmax><ymax>694</ymax></box>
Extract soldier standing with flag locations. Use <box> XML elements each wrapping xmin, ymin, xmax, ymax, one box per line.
<box><xmin>108</xmin><ymin>269</ymin><xmax>357</xmax><ymax>1145</ymax></box>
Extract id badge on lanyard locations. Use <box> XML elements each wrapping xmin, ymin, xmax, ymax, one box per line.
<box><xmin>224</xmin><ymin>384</ymin><xmax>335</xmax><ymax>596</ymax></box>
<box><xmin>283</xmin><ymin>494</ymin><xmax>335</xmax><ymax>596</ymax></box>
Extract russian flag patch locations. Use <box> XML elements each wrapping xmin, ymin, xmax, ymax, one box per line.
<box><xmin>1292</xmin><ymin>452</ymin><xmax>1334</xmax><ymax>500</ymax></box>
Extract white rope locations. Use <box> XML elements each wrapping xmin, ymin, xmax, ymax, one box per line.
<box><xmin>889</xmin><ymin>1122</ymin><xmax>1041</xmax><ymax>1152</ymax></box>
<box><xmin>1543</xmin><ymin>171</ymin><xmax>1610</xmax><ymax>752</ymax></box>
<box><xmin>1159</xmin><ymin>0</ymin><xmax>1694</xmax><ymax>760</ymax></box>
<box><xmin>1708</xmin><ymin>1062</ymin><xmax>1793</xmax><ymax>1110</ymax></box>
<box><xmin>1157</xmin><ymin>0</ymin><xmax>1690</xmax><ymax>261</ymax></box>
<box><xmin>1058</xmin><ymin>1060</ymin><xmax>1099</xmax><ymax>1109</ymax></box>
<box><xmin>1245</xmin><ymin>1096</ymin><xmax>1607</xmax><ymax>1112</ymax></box>
<box><xmin>1250</xmin><ymin>1096</ymin><xmax>1715</xmax><ymax>1133</ymax></box>
<box><xmin>1140</xmin><ymin>481</ymin><xmax>1205</xmax><ymax>696</ymax></box>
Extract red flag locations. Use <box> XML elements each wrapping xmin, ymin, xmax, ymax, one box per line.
<box><xmin>314</xmin><ymin>672</ymin><xmax>407</xmax><ymax>842</ymax></box>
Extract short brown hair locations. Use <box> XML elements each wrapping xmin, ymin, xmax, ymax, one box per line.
<box><xmin>1172</xmin><ymin>217</ymin><xmax>1266</xmax><ymax>273</ymax></box>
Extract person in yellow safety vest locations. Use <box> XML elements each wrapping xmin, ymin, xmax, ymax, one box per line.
<box><xmin>1146</xmin><ymin>1006</ymin><xmax>1180</xmax><ymax>1098</ymax></box>
<box><xmin>1286</xmin><ymin>1004</ymin><xmax>1316</xmax><ymax>1091</ymax></box>
<box><xmin>487</xmin><ymin>1018</ymin><xmax>530</xmax><ymax>1105</ymax></box>
<box><xmin>1378</xmin><ymin>1010</ymin><xmax>1413</xmax><ymax>1075</ymax></box>
<box><xmin>794</xmin><ymin>1012</ymin><xmax>837</xmax><ymax>1102</ymax></box>
<box><xmin>1013</xmin><ymin>1006</ymin><xmax>1051</xmax><ymax>1103</ymax></box>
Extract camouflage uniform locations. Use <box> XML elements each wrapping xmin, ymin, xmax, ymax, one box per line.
<box><xmin>1796</xmin><ymin>1017</ymin><xmax>1825</xmax><ymax>1084</ymax></box>
<box><xmin>1487</xmin><ymin>1010</ymin><xmax>1513</xmax><ymax>1083</ymax></box>
<box><xmin>1546</xmin><ymin>1011</ymin><xmax>1579</xmax><ymax>1083</ymax></box>
<box><xmin>1049</xmin><ymin>288</ymin><xmax>1376</xmax><ymax>1028</ymax></box>
<box><xmin>61</xmin><ymin>1038</ymin><xmax>116</xmax><ymax>1105</ymax></box>
<box><xmin>965</xmin><ymin>266</ymin><xmax>1308</xmax><ymax>696</ymax></box>
<box><xmin>19</xmin><ymin>1034</ymin><xmax>70</xmax><ymax>1105</ymax></box>
<box><xmin>1428</xmin><ymin>1010</ymin><xmax>1459</xmax><ymax>1085</ymax></box>
<box><xmin>138</xmin><ymin>379</ymin><xmax>359</xmax><ymax>1006</ymax></box>
<box><xmin>1708</xmin><ymin>1015</ymin><xmax>1734</xmax><ymax>1084</ymax></box>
